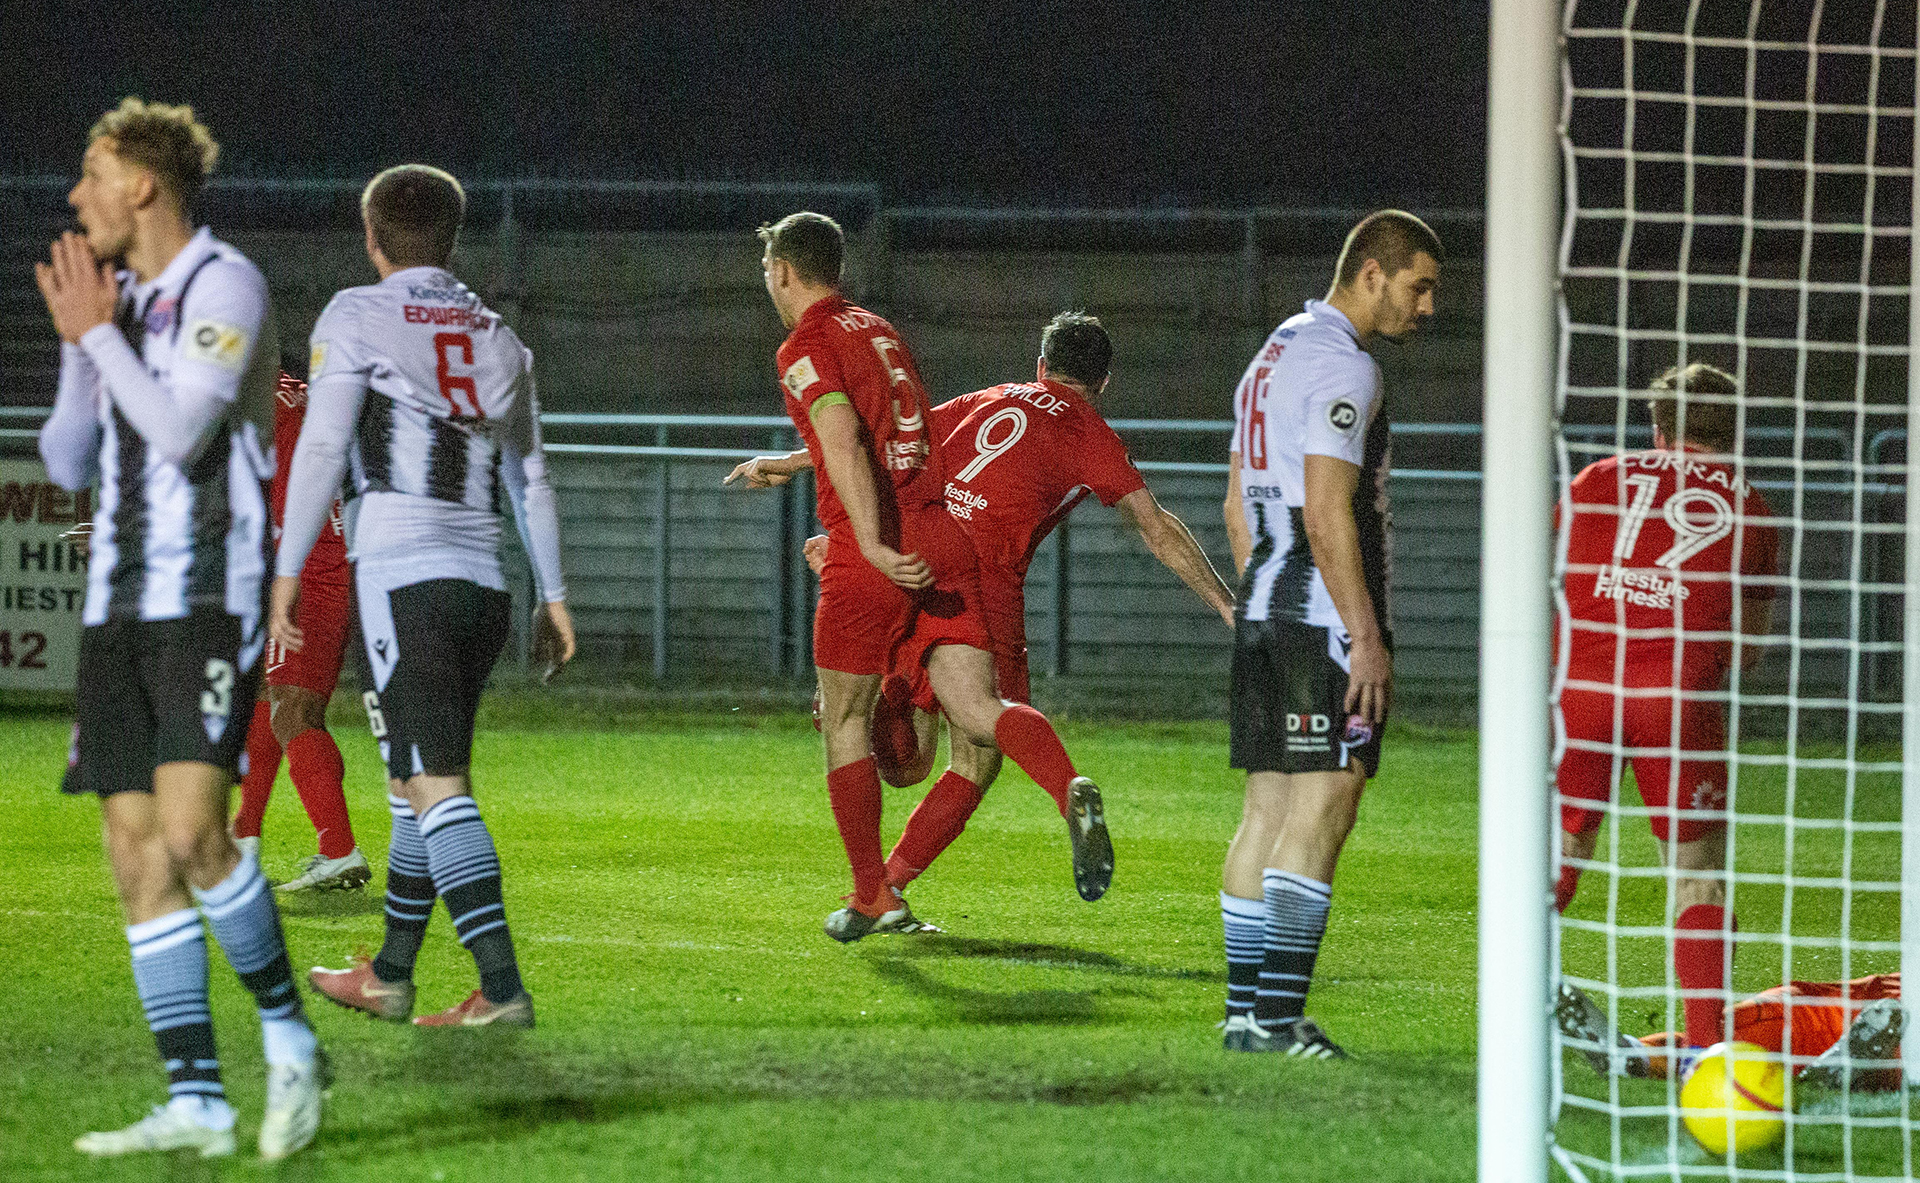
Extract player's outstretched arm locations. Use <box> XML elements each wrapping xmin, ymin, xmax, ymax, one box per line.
<box><xmin>723</xmin><ymin>450</ymin><xmax>812</xmax><ymax>489</ymax></box>
<box><xmin>1223</xmin><ymin>454</ymin><xmax>1252</xmax><ymax>579</ymax></box>
<box><xmin>811</xmin><ymin>402</ymin><xmax>929</xmax><ymax>589</ymax></box>
<box><xmin>1303</xmin><ymin>453</ymin><xmax>1389</xmax><ymax>725</ymax></box>
<box><xmin>1116</xmin><ymin>488</ymin><xmax>1234</xmax><ymax>626</ymax></box>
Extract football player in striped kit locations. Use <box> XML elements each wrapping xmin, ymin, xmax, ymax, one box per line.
<box><xmin>36</xmin><ymin>98</ymin><xmax>327</xmax><ymax>1161</ymax></box>
<box><xmin>1218</xmin><ymin>211</ymin><xmax>1441</xmax><ymax>1059</ymax></box>
<box><xmin>275</xmin><ymin>164</ymin><xmax>573</xmax><ymax>1028</ymax></box>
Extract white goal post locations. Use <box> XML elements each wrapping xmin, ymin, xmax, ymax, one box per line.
<box><xmin>1479</xmin><ymin>1</ymin><xmax>1561</xmax><ymax>1181</ymax></box>
<box><xmin>1484</xmin><ymin>2</ymin><xmax>1920</xmax><ymax>1180</ymax></box>
<box><xmin>1905</xmin><ymin>53</ymin><xmax>1920</xmax><ymax>1094</ymax></box>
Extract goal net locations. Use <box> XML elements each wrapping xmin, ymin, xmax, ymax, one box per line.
<box><xmin>1548</xmin><ymin>2</ymin><xmax>1917</xmax><ymax>1179</ymax></box>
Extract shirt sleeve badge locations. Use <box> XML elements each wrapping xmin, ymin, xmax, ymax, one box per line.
<box><xmin>184</xmin><ymin>319</ymin><xmax>252</xmax><ymax>372</ymax></box>
<box><xmin>782</xmin><ymin>355</ymin><xmax>821</xmax><ymax>399</ymax></box>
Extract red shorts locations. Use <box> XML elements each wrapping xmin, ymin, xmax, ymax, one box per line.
<box><xmin>265</xmin><ymin>572</ymin><xmax>351</xmax><ymax>697</ymax></box>
<box><xmin>899</xmin><ymin>576</ymin><xmax>1029</xmax><ymax>712</ymax></box>
<box><xmin>812</xmin><ymin>511</ymin><xmax>988</xmax><ymax>677</ymax></box>
<box><xmin>1557</xmin><ymin>678</ymin><xmax>1728</xmax><ymax>843</ymax></box>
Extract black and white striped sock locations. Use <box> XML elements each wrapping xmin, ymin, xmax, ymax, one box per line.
<box><xmin>195</xmin><ymin>851</ymin><xmax>315</xmax><ymax>1065</ymax></box>
<box><xmin>1221</xmin><ymin>891</ymin><xmax>1267</xmax><ymax>1021</ymax></box>
<box><xmin>127</xmin><ymin>909</ymin><xmax>223</xmax><ymax>1103</ymax></box>
<box><xmin>374</xmin><ymin>793</ymin><xmax>435</xmax><ymax>984</ymax></box>
<box><xmin>420</xmin><ymin>795</ymin><xmax>523</xmax><ymax>1004</ymax></box>
<box><xmin>1254</xmin><ymin>869</ymin><xmax>1333</xmax><ymax>1033</ymax></box>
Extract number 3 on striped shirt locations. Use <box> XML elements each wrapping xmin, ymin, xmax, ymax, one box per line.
<box><xmin>434</xmin><ymin>332</ymin><xmax>482</xmax><ymax>418</ymax></box>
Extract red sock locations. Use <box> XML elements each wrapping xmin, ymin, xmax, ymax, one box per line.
<box><xmin>233</xmin><ymin>701</ymin><xmax>280</xmax><ymax>840</ymax></box>
<box><xmin>871</xmin><ymin>676</ymin><xmax>926</xmax><ymax>789</ymax></box>
<box><xmin>286</xmin><ymin>728</ymin><xmax>355</xmax><ymax>859</ymax></box>
<box><xmin>1555</xmin><ymin>864</ymin><xmax>1581</xmax><ymax>913</ymax></box>
<box><xmin>1675</xmin><ymin>903</ymin><xmax>1737</xmax><ymax>1047</ymax></box>
<box><xmin>886</xmin><ymin>771</ymin><xmax>985</xmax><ymax>887</ymax></box>
<box><xmin>826</xmin><ymin>757</ymin><xmax>887</xmax><ymax>908</ymax></box>
<box><xmin>992</xmin><ymin>704</ymin><xmax>1077</xmax><ymax>816</ymax></box>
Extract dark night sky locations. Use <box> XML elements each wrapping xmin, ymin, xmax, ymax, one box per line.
<box><xmin>4</xmin><ymin>1</ymin><xmax>1490</xmax><ymax>210</ymax></box>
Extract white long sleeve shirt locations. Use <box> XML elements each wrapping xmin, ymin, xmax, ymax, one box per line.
<box><xmin>39</xmin><ymin>227</ymin><xmax>277</xmax><ymax>628</ymax></box>
<box><xmin>279</xmin><ymin>266</ymin><xmax>565</xmax><ymax>602</ymax></box>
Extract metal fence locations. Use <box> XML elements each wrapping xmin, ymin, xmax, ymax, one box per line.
<box><xmin>497</xmin><ymin>415</ymin><xmax>1487</xmax><ymax>697</ymax></box>
<box><xmin>0</xmin><ymin>408</ymin><xmax>1903</xmax><ymax>715</ymax></box>
<box><xmin>514</xmin><ymin>414</ymin><xmax>1906</xmax><ymax>723</ymax></box>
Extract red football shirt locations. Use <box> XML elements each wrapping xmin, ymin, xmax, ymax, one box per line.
<box><xmin>777</xmin><ymin>296</ymin><xmax>943</xmax><ymax>542</ymax></box>
<box><xmin>932</xmin><ymin>379</ymin><xmax>1146</xmax><ymax>585</ymax></box>
<box><xmin>1559</xmin><ymin>446</ymin><xmax>1777</xmax><ymax>688</ymax></box>
<box><xmin>271</xmin><ymin>373</ymin><xmax>349</xmax><ymax>582</ymax></box>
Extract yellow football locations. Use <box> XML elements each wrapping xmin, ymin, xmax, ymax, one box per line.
<box><xmin>1680</xmin><ymin>1040</ymin><xmax>1787</xmax><ymax>1156</ymax></box>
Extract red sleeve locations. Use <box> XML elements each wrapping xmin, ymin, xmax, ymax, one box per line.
<box><xmin>778</xmin><ymin>328</ymin><xmax>852</xmax><ymax>419</ymax></box>
<box><xmin>269</xmin><ymin>375</ymin><xmax>304</xmax><ymax>529</ymax></box>
<box><xmin>1078</xmin><ymin>418</ymin><xmax>1147</xmax><ymax>506</ymax></box>
<box><xmin>1741</xmin><ymin>489</ymin><xmax>1779</xmax><ymax>598</ymax></box>
<box><xmin>931</xmin><ymin>393</ymin><xmax>976</xmax><ymax>443</ymax></box>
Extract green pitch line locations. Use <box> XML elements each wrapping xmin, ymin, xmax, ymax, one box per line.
<box><xmin>0</xmin><ymin>708</ymin><xmax>1900</xmax><ymax>1180</ymax></box>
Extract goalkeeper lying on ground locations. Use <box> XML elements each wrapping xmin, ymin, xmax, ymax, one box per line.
<box><xmin>1557</xmin><ymin>975</ymin><xmax>1903</xmax><ymax>1091</ymax></box>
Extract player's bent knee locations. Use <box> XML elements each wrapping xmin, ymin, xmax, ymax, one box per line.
<box><xmin>938</xmin><ymin>697</ymin><xmax>1002</xmax><ymax>751</ymax></box>
<box><xmin>1294</xmin><ymin>781</ymin><xmax>1362</xmax><ymax>841</ymax></box>
<box><xmin>161</xmin><ymin>817</ymin><xmax>235</xmax><ymax>883</ymax></box>
<box><xmin>1674</xmin><ymin>876</ymin><xmax>1726</xmax><ymax>911</ymax></box>
<box><xmin>1562</xmin><ymin>823</ymin><xmax>1601</xmax><ymax>859</ymax></box>
<box><xmin>400</xmin><ymin>772</ymin><xmax>471</xmax><ymax>815</ymax></box>
<box><xmin>268</xmin><ymin>685</ymin><xmax>329</xmax><ymax>746</ymax></box>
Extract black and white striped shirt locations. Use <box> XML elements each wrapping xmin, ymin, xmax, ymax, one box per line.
<box><xmin>40</xmin><ymin>228</ymin><xmax>277</xmax><ymax>633</ymax></box>
<box><xmin>278</xmin><ymin>267</ymin><xmax>564</xmax><ymax>603</ymax></box>
<box><xmin>1230</xmin><ymin>300</ymin><xmax>1391</xmax><ymax>629</ymax></box>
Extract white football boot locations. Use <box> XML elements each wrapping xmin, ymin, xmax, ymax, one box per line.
<box><xmin>258</xmin><ymin>1046</ymin><xmax>330</xmax><ymax>1160</ymax></box>
<box><xmin>275</xmin><ymin>848</ymin><xmax>371</xmax><ymax>892</ymax></box>
<box><xmin>75</xmin><ymin>1097</ymin><xmax>236</xmax><ymax>1158</ymax></box>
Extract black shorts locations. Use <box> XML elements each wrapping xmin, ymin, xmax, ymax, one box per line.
<box><xmin>357</xmin><ymin>574</ymin><xmax>510</xmax><ymax>781</ymax></box>
<box><xmin>67</xmin><ymin>609</ymin><xmax>264</xmax><ymax>797</ymax></box>
<box><xmin>1229</xmin><ymin>618</ymin><xmax>1389</xmax><ymax>778</ymax></box>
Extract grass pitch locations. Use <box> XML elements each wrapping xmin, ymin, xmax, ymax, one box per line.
<box><xmin>0</xmin><ymin>704</ymin><xmax>1475</xmax><ymax>1181</ymax></box>
<box><xmin>0</xmin><ymin>701</ymin><xmax>1905</xmax><ymax>1180</ymax></box>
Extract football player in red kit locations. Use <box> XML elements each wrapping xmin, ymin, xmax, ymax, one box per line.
<box><xmin>1558</xmin><ymin>974</ymin><xmax>1903</xmax><ymax>1092</ymax></box>
<box><xmin>754</xmin><ymin>213</ymin><xmax>1112</xmax><ymax>941</ymax></box>
<box><xmin>232</xmin><ymin>371</ymin><xmax>366</xmax><ymax>891</ymax></box>
<box><xmin>736</xmin><ymin>313</ymin><xmax>1233</xmax><ymax>899</ymax></box>
<box><xmin>1555</xmin><ymin>362</ymin><xmax>1778</xmax><ymax>1052</ymax></box>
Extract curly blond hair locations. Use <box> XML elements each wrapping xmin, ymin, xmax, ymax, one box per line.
<box><xmin>90</xmin><ymin>97</ymin><xmax>219</xmax><ymax>209</ymax></box>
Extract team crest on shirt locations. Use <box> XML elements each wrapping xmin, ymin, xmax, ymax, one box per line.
<box><xmin>143</xmin><ymin>296</ymin><xmax>179</xmax><ymax>336</ymax></box>
<box><xmin>782</xmin><ymin>355</ymin><xmax>820</xmax><ymax>398</ymax></box>
<box><xmin>184</xmin><ymin>319</ymin><xmax>251</xmax><ymax>372</ymax></box>
<box><xmin>1327</xmin><ymin>399</ymin><xmax>1361</xmax><ymax>434</ymax></box>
